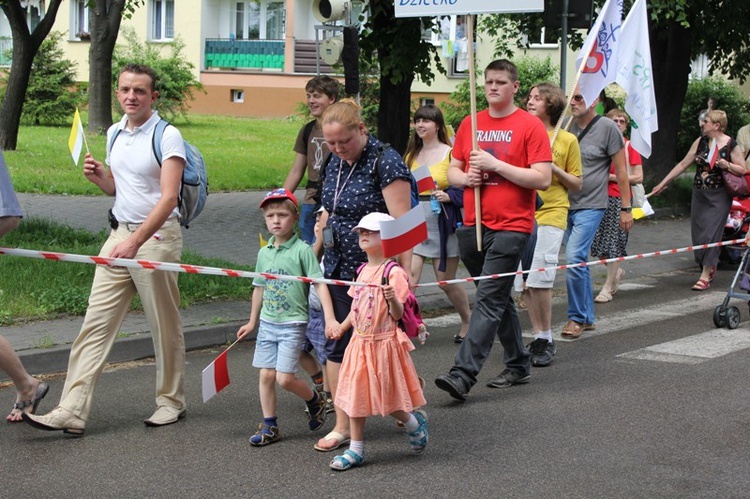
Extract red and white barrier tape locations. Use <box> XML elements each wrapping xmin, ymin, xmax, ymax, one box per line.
<box><xmin>418</xmin><ymin>237</ymin><xmax>747</xmax><ymax>288</ymax></box>
<box><xmin>0</xmin><ymin>247</ymin><xmax>376</xmax><ymax>289</ymax></box>
<box><xmin>1</xmin><ymin>237</ymin><xmax>746</xmax><ymax>289</ymax></box>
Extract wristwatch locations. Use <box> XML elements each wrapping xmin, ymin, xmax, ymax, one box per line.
<box><xmin>621</xmin><ymin>206</ymin><xmax>632</xmax><ymax>213</ymax></box>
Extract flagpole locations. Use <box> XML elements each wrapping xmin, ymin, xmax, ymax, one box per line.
<box><xmin>78</xmin><ymin>107</ymin><xmax>91</xmax><ymax>154</ymax></box>
<box><xmin>550</xmin><ymin>52</ymin><xmax>590</xmax><ymax>147</ymax></box>
<box><xmin>223</xmin><ymin>337</ymin><xmax>242</xmax><ymax>352</ymax></box>
<box><xmin>81</xmin><ymin>123</ymin><xmax>90</xmax><ymax>155</ymax></box>
<box><xmin>467</xmin><ymin>14</ymin><xmax>482</xmax><ymax>251</ymax></box>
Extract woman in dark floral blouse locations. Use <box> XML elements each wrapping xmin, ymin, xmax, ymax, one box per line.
<box><xmin>651</xmin><ymin>110</ymin><xmax>747</xmax><ymax>290</ymax></box>
<box><xmin>313</xmin><ymin>99</ymin><xmax>413</xmax><ymax>452</ymax></box>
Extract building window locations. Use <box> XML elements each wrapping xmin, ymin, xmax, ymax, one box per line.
<box><xmin>424</xmin><ymin>15</ymin><xmax>468</xmax><ymax>44</ymax></box>
<box><xmin>235</xmin><ymin>2</ymin><xmax>245</xmax><ymax>39</ymax></box>
<box><xmin>151</xmin><ymin>0</ymin><xmax>174</xmax><ymax>41</ymax></box>
<box><xmin>350</xmin><ymin>1</ymin><xmax>366</xmax><ymax>25</ymax></box>
<box><xmin>690</xmin><ymin>54</ymin><xmax>710</xmax><ymax>80</ymax></box>
<box><xmin>525</xmin><ymin>27</ymin><xmax>559</xmax><ymax>49</ymax></box>
<box><xmin>234</xmin><ymin>1</ymin><xmax>285</xmax><ymax>40</ymax></box>
<box><xmin>231</xmin><ymin>89</ymin><xmax>245</xmax><ymax>103</ymax></box>
<box><xmin>421</xmin><ymin>98</ymin><xmax>435</xmax><ymax>106</ymax></box>
<box><xmin>72</xmin><ymin>0</ymin><xmax>90</xmax><ymax>40</ymax></box>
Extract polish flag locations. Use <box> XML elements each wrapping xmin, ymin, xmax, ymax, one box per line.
<box><xmin>707</xmin><ymin>139</ymin><xmax>719</xmax><ymax>168</ymax></box>
<box><xmin>412</xmin><ymin>165</ymin><xmax>436</xmax><ymax>194</ymax></box>
<box><xmin>202</xmin><ymin>350</ymin><xmax>230</xmax><ymax>403</ymax></box>
<box><xmin>380</xmin><ymin>205</ymin><xmax>428</xmax><ymax>258</ymax></box>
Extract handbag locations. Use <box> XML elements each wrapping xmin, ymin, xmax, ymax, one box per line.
<box><xmin>624</xmin><ymin>142</ymin><xmax>645</xmax><ymax>208</ymax></box>
<box><xmin>630</xmin><ymin>183</ymin><xmax>646</xmax><ymax>208</ymax></box>
<box><xmin>721</xmin><ymin>169</ymin><xmax>750</xmax><ymax>198</ymax></box>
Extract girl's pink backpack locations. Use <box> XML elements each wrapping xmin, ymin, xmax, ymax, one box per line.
<box><xmin>356</xmin><ymin>260</ymin><xmax>423</xmax><ymax>338</ymax></box>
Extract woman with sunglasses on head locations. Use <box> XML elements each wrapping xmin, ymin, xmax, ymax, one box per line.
<box><xmin>651</xmin><ymin>109</ymin><xmax>747</xmax><ymax>290</ymax></box>
<box><xmin>403</xmin><ymin>104</ymin><xmax>471</xmax><ymax>343</ymax></box>
<box><xmin>591</xmin><ymin>109</ymin><xmax>643</xmax><ymax>303</ymax></box>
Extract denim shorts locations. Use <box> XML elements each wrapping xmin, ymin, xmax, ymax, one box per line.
<box><xmin>301</xmin><ymin>305</ymin><xmax>327</xmax><ymax>365</ymax></box>
<box><xmin>252</xmin><ymin>320</ymin><xmax>307</xmax><ymax>373</ymax></box>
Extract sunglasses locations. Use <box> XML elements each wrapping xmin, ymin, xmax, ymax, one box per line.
<box><xmin>572</xmin><ymin>94</ymin><xmax>585</xmax><ymax>103</ymax></box>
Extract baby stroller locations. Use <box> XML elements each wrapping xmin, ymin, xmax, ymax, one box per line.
<box><xmin>720</xmin><ymin>197</ymin><xmax>750</xmax><ymax>265</ymax></box>
<box><xmin>713</xmin><ymin>245</ymin><xmax>750</xmax><ymax>329</ymax></box>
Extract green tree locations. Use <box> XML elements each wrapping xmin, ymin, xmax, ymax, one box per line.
<box><xmin>86</xmin><ymin>0</ymin><xmax>144</xmax><ymax>134</ymax></box>
<box><xmin>480</xmin><ymin>0</ymin><xmax>750</xmax><ymax>182</ymax></box>
<box><xmin>441</xmin><ymin>55</ymin><xmax>559</xmax><ymax>131</ymax></box>
<box><xmin>112</xmin><ymin>28</ymin><xmax>203</xmax><ymax>121</ymax></box>
<box><xmin>359</xmin><ymin>0</ymin><xmax>444</xmax><ymax>154</ymax></box>
<box><xmin>677</xmin><ymin>77</ymin><xmax>750</xmax><ymax>158</ymax></box>
<box><xmin>11</xmin><ymin>31</ymin><xmax>85</xmax><ymax>126</ymax></box>
<box><xmin>0</xmin><ymin>0</ymin><xmax>64</xmax><ymax>150</ymax></box>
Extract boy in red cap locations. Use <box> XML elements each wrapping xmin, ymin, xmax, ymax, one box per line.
<box><xmin>237</xmin><ymin>188</ymin><xmax>338</xmax><ymax>446</ymax></box>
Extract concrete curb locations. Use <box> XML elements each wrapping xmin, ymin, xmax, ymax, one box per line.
<box><xmin>14</xmin><ymin>322</ymin><xmax>247</xmax><ymax>380</ymax></box>
<box><xmin>7</xmin><ymin>289</ymin><xmax>462</xmax><ymax>381</ymax></box>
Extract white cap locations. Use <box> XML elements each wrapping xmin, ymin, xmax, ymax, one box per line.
<box><xmin>352</xmin><ymin>212</ymin><xmax>394</xmax><ymax>232</ymax></box>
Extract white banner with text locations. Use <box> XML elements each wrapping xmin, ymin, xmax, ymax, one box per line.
<box><xmin>394</xmin><ymin>0</ymin><xmax>544</xmax><ymax>18</ymax></box>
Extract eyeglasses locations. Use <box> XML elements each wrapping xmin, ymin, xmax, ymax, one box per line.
<box><xmin>612</xmin><ymin>118</ymin><xmax>627</xmax><ymax>124</ymax></box>
<box><xmin>571</xmin><ymin>94</ymin><xmax>584</xmax><ymax>103</ymax></box>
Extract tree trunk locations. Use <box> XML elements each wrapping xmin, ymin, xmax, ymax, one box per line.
<box><xmin>371</xmin><ymin>3</ymin><xmax>422</xmax><ymax>156</ymax></box>
<box><xmin>87</xmin><ymin>0</ymin><xmax>126</xmax><ymax>134</ymax></box>
<box><xmin>0</xmin><ymin>0</ymin><xmax>63</xmax><ymax>150</ymax></box>
<box><xmin>646</xmin><ymin>19</ymin><xmax>693</xmax><ymax>183</ymax></box>
<box><xmin>377</xmin><ymin>71</ymin><xmax>414</xmax><ymax>155</ymax></box>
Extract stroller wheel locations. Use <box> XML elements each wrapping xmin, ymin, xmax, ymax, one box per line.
<box><xmin>727</xmin><ymin>306</ymin><xmax>741</xmax><ymax>329</ymax></box>
<box><xmin>713</xmin><ymin>306</ymin><xmax>728</xmax><ymax>328</ymax></box>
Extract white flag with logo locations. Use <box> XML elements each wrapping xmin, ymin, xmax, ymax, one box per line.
<box><xmin>575</xmin><ymin>0</ymin><xmax>623</xmax><ymax>108</ymax></box>
<box><xmin>615</xmin><ymin>0</ymin><xmax>658</xmax><ymax>158</ymax></box>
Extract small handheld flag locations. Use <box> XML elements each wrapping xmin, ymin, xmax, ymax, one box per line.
<box><xmin>68</xmin><ymin>108</ymin><xmax>85</xmax><ymax>166</ymax></box>
<box><xmin>202</xmin><ymin>349</ymin><xmax>231</xmax><ymax>403</ymax></box>
<box><xmin>632</xmin><ymin>197</ymin><xmax>655</xmax><ymax>220</ymax></box>
<box><xmin>380</xmin><ymin>205</ymin><xmax>428</xmax><ymax>258</ymax></box>
<box><xmin>412</xmin><ymin>165</ymin><xmax>436</xmax><ymax>194</ymax></box>
<box><xmin>707</xmin><ymin>139</ymin><xmax>719</xmax><ymax>168</ymax></box>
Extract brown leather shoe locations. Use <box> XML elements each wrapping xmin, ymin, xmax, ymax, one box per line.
<box><xmin>22</xmin><ymin>406</ymin><xmax>85</xmax><ymax>436</ymax></box>
<box><xmin>561</xmin><ymin>319</ymin><xmax>584</xmax><ymax>339</ymax></box>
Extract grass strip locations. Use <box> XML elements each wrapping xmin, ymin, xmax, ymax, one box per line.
<box><xmin>0</xmin><ymin>218</ymin><xmax>253</xmax><ymax>325</ymax></box>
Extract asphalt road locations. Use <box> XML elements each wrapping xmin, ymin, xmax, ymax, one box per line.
<box><xmin>3</xmin><ymin>265</ymin><xmax>750</xmax><ymax>497</ymax></box>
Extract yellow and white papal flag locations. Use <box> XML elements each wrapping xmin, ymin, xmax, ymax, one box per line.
<box><xmin>68</xmin><ymin>108</ymin><xmax>84</xmax><ymax>166</ymax></box>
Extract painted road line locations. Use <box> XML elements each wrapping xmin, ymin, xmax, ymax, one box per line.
<box><xmin>617</xmin><ymin>327</ymin><xmax>750</xmax><ymax>364</ymax></box>
<box><xmin>550</xmin><ymin>291</ymin><xmax>728</xmax><ymax>342</ymax></box>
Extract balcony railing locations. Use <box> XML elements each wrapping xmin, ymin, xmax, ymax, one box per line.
<box><xmin>205</xmin><ymin>38</ymin><xmax>284</xmax><ymax>70</ymax></box>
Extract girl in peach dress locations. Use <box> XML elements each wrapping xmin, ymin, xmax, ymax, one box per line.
<box><xmin>327</xmin><ymin>212</ymin><xmax>428</xmax><ymax>471</ymax></box>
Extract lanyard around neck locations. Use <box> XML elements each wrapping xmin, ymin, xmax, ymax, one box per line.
<box><xmin>332</xmin><ymin>156</ymin><xmax>361</xmax><ymax>215</ymax></box>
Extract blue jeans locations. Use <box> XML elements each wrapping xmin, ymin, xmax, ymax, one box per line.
<box><xmin>453</xmin><ymin>226</ymin><xmax>531</xmax><ymax>387</ymax></box>
<box><xmin>564</xmin><ymin>208</ymin><xmax>605</xmax><ymax>325</ymax></box>
<box><xmin>299</xmin><ymin>203</ymin><xmax>316</xmax><ymax>244</ymax></box>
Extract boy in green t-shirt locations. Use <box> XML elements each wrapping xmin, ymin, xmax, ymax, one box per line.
<box><xmin>237</xmin><ymin>188</ymin><xmax>337</xmax><ymax>446</ymax></box>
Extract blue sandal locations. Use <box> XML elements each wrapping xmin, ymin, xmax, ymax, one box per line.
<box><xmin>407</xmin><ymin>410</ymin><xmax>429</xmax><ymax>454</ymax></box>
<box><xmin>329</xmin><ymin>449</ymin><xmax>364</xmax><ymax>471</ymax></box>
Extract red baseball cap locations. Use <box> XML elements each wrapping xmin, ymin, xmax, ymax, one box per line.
<box><xmin>260</xmin><ymin>188</ymin><xmax>298</xmax><ymax>210</ymax></box>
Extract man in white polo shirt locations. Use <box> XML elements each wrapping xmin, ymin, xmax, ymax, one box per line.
<box><xmin>24</xmin><ymin>63</ymin><xmax>187</xmax><ymax>435</ymax></box>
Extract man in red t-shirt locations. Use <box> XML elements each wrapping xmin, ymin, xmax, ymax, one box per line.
<box><xmin>435</xmin><ymin>59</ymin><xmax>552</xmax><ymax>401</ymax></box>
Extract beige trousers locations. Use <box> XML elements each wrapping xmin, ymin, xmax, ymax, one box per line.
<box><xmin>59</xmin><ymin>222</ymin><xmax>185</xmax><ymax>421</ymax></box>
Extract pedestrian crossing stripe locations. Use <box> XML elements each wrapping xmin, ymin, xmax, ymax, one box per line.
<box><xmin>618</xmin><ymin>328</ymin><xmax>750</xmax><ymax>364</ymax></box>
